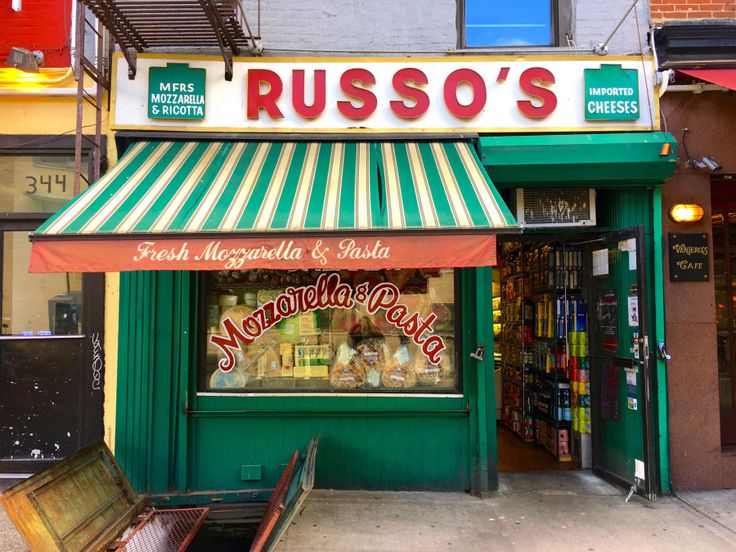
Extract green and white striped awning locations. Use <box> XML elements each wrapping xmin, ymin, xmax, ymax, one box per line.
<box><xmin>29</xmin><ymin>140</ymin><xmax>516</xmax><ymax>272</ymax></box>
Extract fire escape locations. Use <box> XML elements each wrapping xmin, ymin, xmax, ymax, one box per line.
<box><xmin>73</xmin><ymin>0</ymin><xmax>261</xmax><ymax>192</ymax></box>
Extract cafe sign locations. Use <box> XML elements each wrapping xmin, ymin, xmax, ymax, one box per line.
<box><xmin>669</xmin><ymin>233</ymin><xmax>709</xmax><ymax>281</ymax></box>
<box><xmin>113</xmin><ymin>54</ymin><xmax>659</xmax><ymax>133</ymax></box>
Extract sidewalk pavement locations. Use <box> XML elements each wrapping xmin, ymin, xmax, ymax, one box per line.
<box><xmin>3</xmin><ymin>472</ymin><xmax>736</xmax><ymax>551</ymax></box>
<box><xmin>275</xmin><ymin>473</ymin><xmax>736</xmax><ymax>552</ymax></box>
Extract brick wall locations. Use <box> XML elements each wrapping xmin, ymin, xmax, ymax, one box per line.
<box><xmin>651</xmin><ymin>0</ymin><xmax>736</xmax><ymax>22</ymax></box>
<box><xmin>1</xmin><ymin>0</ymin><xmax>72</xmax><ymax>68</ymax></box>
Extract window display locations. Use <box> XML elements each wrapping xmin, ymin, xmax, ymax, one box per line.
<box><xmin>200</xmin><ymin>269</ymin><xmax>458</xmax><ymax>393</ymax></box>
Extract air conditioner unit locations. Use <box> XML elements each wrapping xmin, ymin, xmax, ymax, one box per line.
<box><xmin>516</xmin><ymin>188</ymin><xmax>596</xmax><ymax>228</ymax></box>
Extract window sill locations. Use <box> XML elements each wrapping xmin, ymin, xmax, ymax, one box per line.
<box><xmin>197</xmin><ymin>391</ymin><xmax>464</xmax><ymax>399</ymax></box>
<box><xmin>453</xmin><ymin>46</ymin><xmax>593</xmax><ymax>55</ymax></box>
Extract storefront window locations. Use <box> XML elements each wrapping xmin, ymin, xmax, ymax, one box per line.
<box><xmin>200</xmin><ymin>269</ymin><xmax>459</xmax><ymax>394</ymax></box>
<box><xmin>0</xmin><ymin>155</ymin><xmax>88</xmax><ymax>213</ymax></box>
<box><xmin>1</xmin><ymin>231</ymin><xmax>83</xmax><ymax>336</ymax></box>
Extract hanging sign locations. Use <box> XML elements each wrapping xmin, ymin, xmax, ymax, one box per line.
<box><xmin>212</xmin><ymin>273</ymin><xmax>446</xmax><ymax>372</ymax></box>
<box><xmin>668</xmin><ymin>233</ymin><xmax>709</xmax><ymax>281</ymax></box>
<box><xmin>584</xmin><ymin>64</ymin><xmax>640</xmax><ymax>121</ymax></box>
<box><xmin>112</xmin><ymin>54</ymin><xmax>659</xmax><ymax>133</ymax></box>
<box><xmin>148</xmin><ymin>63</ymin><xmax>206</xmax><ymax>120</ymax></box>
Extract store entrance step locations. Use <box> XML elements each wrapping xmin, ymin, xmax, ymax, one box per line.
<box><xmin>498</xmin><ymin>471</ymin><xmax>622</xmax><ymax>496</ymax></box>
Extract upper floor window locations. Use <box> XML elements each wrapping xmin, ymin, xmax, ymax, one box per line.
<box><xmin>463</xmin><ymin>0</ymin><xmax>561</xmax><ymax>48</ymax></box>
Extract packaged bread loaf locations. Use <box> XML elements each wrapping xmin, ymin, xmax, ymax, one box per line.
<box><xmin>413</xmin><ymin>350</ymin><xmax>448</xmax><ymax>385</ymax></box>
<box><xmin>381</xmin><ymin>344</ymin><xmax>417</xmax><ymax>389</ymax></box>
<box><xmin>329</xmin><ymin>343</ymin><xmax>365</xmax><ymax>389</ymax></box>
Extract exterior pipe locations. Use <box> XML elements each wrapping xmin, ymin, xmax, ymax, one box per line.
<box><xmin>665</xmin><ymin>83</ymin><xmax>729</xmax><ymax>93</ymax></box>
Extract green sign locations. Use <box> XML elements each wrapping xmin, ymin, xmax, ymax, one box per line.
<box><xmin>148</xmin><ymin>63</ymin><xmax>206</xmax><ymax>120</ymax></box>
<box><xmin>584</xmin><ymin>64</ymin><xmax>639</xmax><ymax>121</ymax></box>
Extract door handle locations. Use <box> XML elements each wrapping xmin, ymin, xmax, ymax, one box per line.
<box><xmin>657</xmin><ymin>340</ymin><xmax>672</xmax><ymax>361</ymax></box>
<box><xmin>470</xmin><ymin>345</ymin><xmax>485</xmax><ymax>361</ymax></box>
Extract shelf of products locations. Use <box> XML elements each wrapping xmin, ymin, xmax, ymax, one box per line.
<box><xmin>499</xmin><ymin>242</ymin><xmax>591</xmax><ymax>464</ymax></box>
<box><xmin>499</xmin><ymin>247</ymin><xmax>535</xmax><ymax>443</ymax></box>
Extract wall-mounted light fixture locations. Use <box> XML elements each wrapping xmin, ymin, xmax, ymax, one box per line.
<box><xmin>669</xmin><ymin>203</ymin><xmax>705</xmax><ymax>223</ymax></box>
<box><xmin>5</xmin><ymin>47</ymin><xmax>44</xmax><ymax>73</ymax></box>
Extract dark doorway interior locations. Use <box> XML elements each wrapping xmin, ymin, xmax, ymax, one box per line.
<box><xmin>711</xmin><ymin>180</ymin><xmax>736</xmax><ymax>447</ymax></box>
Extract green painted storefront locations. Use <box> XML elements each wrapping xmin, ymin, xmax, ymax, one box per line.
<box><xmin>106</xmin><ymin>133</ymin><xmax>677</xmax><ymax>499</ymax></box>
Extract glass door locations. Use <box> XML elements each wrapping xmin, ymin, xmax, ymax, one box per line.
<box><xmin>587</xmin><ymin>227</ymin><xmax>656</xmax><ymax>499</ymax></box>
<box><xmin>0</xmin><ymin>225</ymin><xmax>103</xmax><ymax>473</ymax></box>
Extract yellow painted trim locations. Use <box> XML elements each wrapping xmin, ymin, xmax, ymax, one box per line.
<box><xmin>103</xmin><ymin>272</ymin><xmax>120</xmax><ymax>453</ymax></box>
<box><xmin>116</xmin><ymin>52</ymin><xmax>654</xmax><ymax>63</ymax></box>
<box><xmin>110</xmin><ymin>55</ymin><xmax>119</xmax><ymax>130</ymax></box>
<box><xmin>110</xmin><ymin>124</ymin><xmax>661</xmax><ymax>133</ymax></box>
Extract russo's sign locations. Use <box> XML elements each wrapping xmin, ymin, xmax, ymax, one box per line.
<box><xmin>212</xmin><ymin>273</ymin><xmax>446</xmax><ymax>372</ymax></box>
<box><xmin>112</xmin><ymin>54</ymin><xmax>659</xmax><ymax>133</ymax></box>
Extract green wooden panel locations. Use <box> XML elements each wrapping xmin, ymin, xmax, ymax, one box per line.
<box><xmin>115</xmin><ymin>271</ymin><xmax>194</xmax><ymax>494</ymax></box>
<box><xmin>116</xmin><ymin>269</ymin><xmax>477</xmax><ymax>495</ymax></box>
<box><xmin>479</xmin><ymin>132</ymin><xmax>677</xmax><ymax>187</ymax></box>
<box><xmin>592</xmin><ymin>189</ymin><xmax>662</xmax><ymax>491</ymax></box>
<box><xmin>190</xmin><ymin>415</ymin><xmax>470</xmax><ymax>491</ymax></box>
<box><xmin>590</xmin><ymin>241</ymin><xmax>644</xmax><ymax>482</ymax></box>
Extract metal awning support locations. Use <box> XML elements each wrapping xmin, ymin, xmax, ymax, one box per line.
<box><xmin>81</xmin><ymin>0</ymin><xmax>262</xmax><ymax>80</ymax></box>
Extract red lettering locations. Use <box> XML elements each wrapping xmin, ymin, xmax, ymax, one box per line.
<box><xmin>366</xmin><ymin>282</ymin><xmax>400</xmax><ymax>313</ymax></box>
<box><xmin>443</xmin><ymin>69</ymin><xmax>486</xmax><ymax>119</ymax></box>
<box><xmin>276</xmin><ymin>295</ymin><xmax>297</xmax><ymax>318</ymax></box>
<box><xmin>422</xmin><ymin>336</ymin><xmax>445</xmax><ymax>365</ymax></box>
<box><xmin>517</xmin><ymin>67</ymin><xmax>557</xmax><ymax>119</ymax></box>
<box><xmin>210</xmin><ymin>319</ymin><xmax>253</xmax><ymax>372</ymax></box>
<box><xmin>242</xmin><ymin>315</ymin><xmax>263</xmax><ymax>338</ymax></box>
<box><xmin>247</xmin><ymin>69</ymin><xmax>284</xmax><ymax>120</ymax></box>
<box><xmin>390</xmin><ymin>68</ymin><xmax>430</xmax><ymax>119</ymax></box>
<box><xmin>413</xmin><ymin>313</ymin><xmax>438</xmax><ymax>343</ymax></box>
<box><xmin>292</xmin><ymin>69</ymin><xmax>326</xmax><ymax>119</ymax></box>
<box><xmin>386</xmin><ymin>304</ymin><xmax>409</xmax><ymax>325</ymax></box>
<box><xmin>337</xmin><ymin>68</ymin><xmax>377</xmax><ymax>120</ymax></box>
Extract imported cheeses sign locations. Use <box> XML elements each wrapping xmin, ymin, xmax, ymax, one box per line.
<box><xmin>584</xmin><ymin>64</ymin><xmax>640</xmax><ymax>121</ymax></box>
<box><xmin>112</xmin><ymin>54</ymin><xmax>659</xmax><ymax>133</ymax></box>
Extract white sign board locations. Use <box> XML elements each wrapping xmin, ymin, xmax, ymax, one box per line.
<box><xmin>112</xmin><ymin>54</ymin><xmax>659</xmax><ymax>134</ymax></box>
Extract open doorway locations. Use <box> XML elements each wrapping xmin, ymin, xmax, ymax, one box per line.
<box><xmin>493</xmin><ymin>231</ymin><xmax>656</xmax><ymax>497</ymax></box>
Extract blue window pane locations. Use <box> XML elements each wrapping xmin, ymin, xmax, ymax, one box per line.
<box><xmin>466</xmin><ymin>0</ymin><xmax>553</xmax><ymax>47</ymax></box>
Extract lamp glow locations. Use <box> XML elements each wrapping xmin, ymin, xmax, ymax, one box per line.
<box><xmin>669</xmin><ymin>203</ymin><xmax>704</xmax><ymax>223</ymax></box>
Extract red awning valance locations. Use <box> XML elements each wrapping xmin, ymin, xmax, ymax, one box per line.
<box><xmin>678</xmin><ymin>68</ymin><xmax>736</xmax><ymax>91</ymax></box>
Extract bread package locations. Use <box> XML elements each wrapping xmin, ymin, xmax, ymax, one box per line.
<box><xmin>413</xmin><ymin>350</ymin><xmax>449</xmax><ymax>385</ymax></box>
<box><xmin>329</xmin><ymin>343</ymin><xmax>365</xmax><ymax>389</ymax></box>
<box><xmin>381</xmin><ymin>344</ymin><xmax>417</xmax><ymax>389</ymax></box>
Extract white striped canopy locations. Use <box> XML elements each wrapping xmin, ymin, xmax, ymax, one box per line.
<box><xmin>34</xmin><ymin>140</ymin><xmax>515</xmax><ymax>236</ymax></box>
<box><xmin>29</xmin><ymin>140</ymin><xmax>516</xmax><ymax>272</ymax></box>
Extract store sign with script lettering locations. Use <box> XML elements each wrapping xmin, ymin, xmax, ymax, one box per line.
<box><xmin>29</xmin><ymin>234</ymin><xmax>497</xmax><ymax>273</ymax></box>
<box><xmin>212</xmin><ymin>273</ymin><xmax>446</xmax><ymax>372</ymax></box>
<box><xmin>668</xmin><ymin>233</ymin><xmax>709</xmax><ymax>281</ymax></box>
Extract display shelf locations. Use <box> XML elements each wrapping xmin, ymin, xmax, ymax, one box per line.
<box><xmin>499</xmin><ymin>243</ymin><xmax>536</xmax><ymax>445</ymax></box>
<box><xmin>502</xmin><ymin>375</ymin><xmax>523</xmax><ymax>387</ymax></box>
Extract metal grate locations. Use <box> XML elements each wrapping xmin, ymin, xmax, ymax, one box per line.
<box><xmin>519</xmin><ymin>188</ymin><xmax>596</xmax><ymax>227</ymax></box>
<box><xmin>80</xmin><ymin>0</ymin><xmax>261</xmax><ymax>79</ymax></box>
<box><xmin>120</xmin><ymin>508</ymin><xmax>210</xmax><ymax>552</ymax></box>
